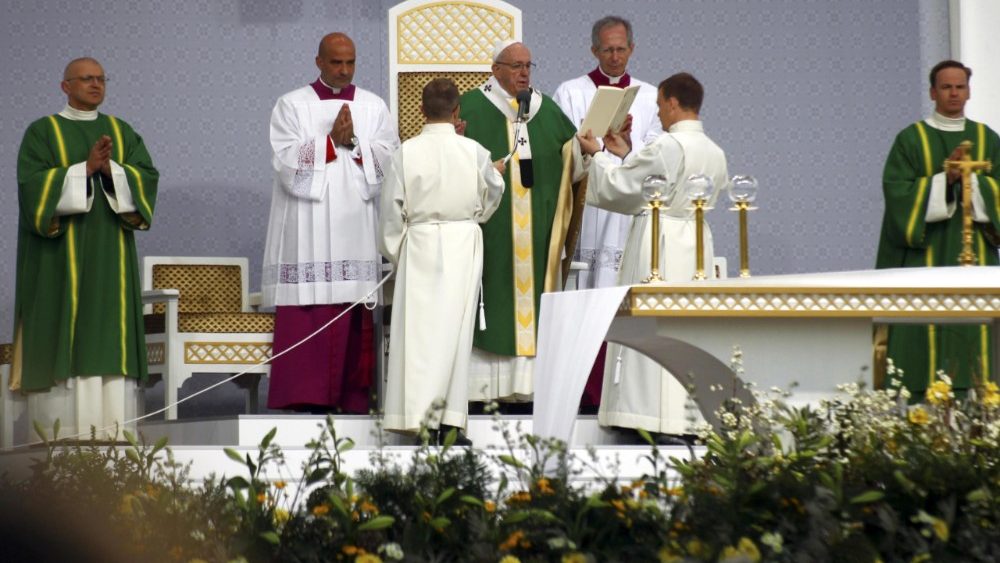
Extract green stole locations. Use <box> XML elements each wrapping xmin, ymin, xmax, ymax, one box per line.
<box><xmin>460</xmin><ymin>89</ymin><xmax>577</xmax><ymax>357</ymax></box>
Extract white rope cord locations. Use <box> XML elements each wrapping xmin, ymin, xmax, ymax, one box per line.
<box><xmin>14</xmin><ymin>270</ymin><xmax>394</xmax><ymax>449</ymax></box>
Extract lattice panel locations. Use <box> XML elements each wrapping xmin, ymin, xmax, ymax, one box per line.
<box><xmin>397</xmin><ymin>71</ymin><xmax>491</xmax><ymax>140</ymax></box>
<box><xmin>397</xmin><ymin>3</ymin><xmax>514</xmax><ymax>64</ymax></box>
<box><xmin>623</xmin><ymin>290</ymin><xmax>1000</xmax><ymax>318</ymax></box>
<box><xmin>176</xmin><ymin>312</ymin><xmax>274</xmax><ymax>333</ymax></box>
<box><xmin>185</xmin><ymin>342</ymin><xmax>272</xmax><ymax>364</ymax></box>
<box><xmin>151</xmin><ymin>264</ymin><xmax>243</xmax><ymax>314</ymax></box>
<box><xmin>0</xmin><ymin>343</ymin><xmax>11</xmax><ymax>366</ymax></box>
<box><xmin>146</xmin><ymin>342</ymin><xmax>165</xmax><ymax>365</ymax></box>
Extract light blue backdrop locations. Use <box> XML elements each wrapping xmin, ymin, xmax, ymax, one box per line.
<box><xmin>0</xmin><ymin>0</ymin><xmax>950</xmax><ymax>343</ymax></box>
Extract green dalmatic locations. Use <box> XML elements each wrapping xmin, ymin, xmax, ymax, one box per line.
<box><xmin>15</xmin><ymin>113</ymin><xmax>158</xmax><ymax>391</ymax></box>
<box><xmin>877</xmin><ymin>119</ymin><xmax>1000</xmax><ymax>394</ymax></box>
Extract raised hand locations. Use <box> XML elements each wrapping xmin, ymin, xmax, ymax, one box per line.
<box><xmin>577</xmin><ymin>129</ymin><xmax>601</xmax><ymax>156</ymax></box>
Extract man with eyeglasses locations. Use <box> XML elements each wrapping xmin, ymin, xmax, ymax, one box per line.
<box><xmin>262</xmin><ymin>32</ymin><xmax>399</xmax><ymax>414</ymax></box>
<box><xmin>459</xmin><ymin>40</ymin><xmax>582</xmax><ymax>407</ymax></box>
<box><xmin>553</xmin><ymin>16</ymin><xmax>663</xmax><ymax>413</ymax></box>
<box><xmin>14</xmin><ymin>57</ymin><xmax>159</xmax><ymax>440</ymax></box>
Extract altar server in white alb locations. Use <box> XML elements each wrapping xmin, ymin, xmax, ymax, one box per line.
<box><xmin>553</xmin><ymin>15</ymin><xmax>662</xmax><ymax>289</ymax></box>
<box><xmin>379</xmin><ymin>78</ymin><xmax>505</xmax><ymax>443</ymax></box>
<box><xmin>262</xmin><ymin>32</ymin><xmax>399</xmax><ymax>413</ymax></box>
<box><xmin>578</xmin><ymin>72</ymin><xmax>728</xmax><ymax>438</ymax></box>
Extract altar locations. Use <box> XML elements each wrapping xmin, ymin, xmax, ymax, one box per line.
<box><xmin>532</xmin><ymin>266</ymin><xmax>1000</xmax><ymax>442</ymax></box>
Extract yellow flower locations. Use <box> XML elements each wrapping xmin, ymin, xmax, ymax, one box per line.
<box><xmin>342</xmin><ymin>545</ymin><xmax>360</xmax><ymax>555</ymax></box>
<box><xmin>273</xmin><ymin>508</ymin><xmax>290</xmax><ymax>525</ymax></box>
<box><xmin>719</xmin><ymin>537</ymin><xmax>761</xmax><ymax>563</ymax></box>
<box><xmin>499</xmin><ymin>556</ymin><xmax>521</xmax><ymax>563</ymax></box>
<box><xmin>274</xmin><ymin>480</ymin><xmax>287</xmax><ymax>490</ymax></box>
<box><xmin>119</xmin><ymin>494</ymin><xmax>137</xmax><ymax>516</ymax></box>
<box><xmin>355</xmin><ymin>554</ymin><xmax>382</xmax><ymax>563</ymax></box>
<box><xmin>930</xmin><ymin>517</ymin><xmax>950</xmax><ymax>542</ymax></box>
<box><xmin>925</xmin><ymin>379</ymin><xmax>952</xmax><ymax>405</ymax></box>
<box><xmin>561</xmin><ymin>552</ymin><xmax>588</xmax><ymax>563</ymax></box>
<box><xmin>982</xmin><ymin>381</ymin><xmax>1000</xmax><ymax>407</ymax></box>
<box><xmin>256</xmin><ymin>492</ymin><xmax>267</xmax><ymax>504</ymax></box>
<box><xmin>312</xmin><ymin>504</ymin><xmax>330</xmax><ymax>516</ymax></box>
<box><xmin>685</xmin><ymin>539</ymin><xmax>707</xmax><ymax>558</ymax></box>
<box><xmin>908</xmin><ymin>406</ymin><xmax>930</xmax><ymax>425</ymax></box>
<box><xmin>500</xmin><ymin>530</ymin><xmax>525</xmax><ymax>551</ymax></box>
<box><xmin>359</xmin><ymin>500</ymin><xmax>379</xmax><ymax>514</ymax></box>
<box><xmin>610</xmin><ymin>499</ymin><xmax>626</xmax><ymax>513</ymax></box>
<box><xmin>536</xmin><ymin>478</ymin><xmax>555</xmax><ymax>495</ymax></box>
<box><xmin>507</xmin><ymin>491</ymin><xmax>532</xmax><ymax>504</ymax></box>
<box><xmin>658</xmin><ymin>547</ymin><xmax>684</xmax><ymax>563</ymax></box>
<box><xmin>484</xmin><ymin>500</ymin><xmax>496</xmax><ymax>513</ymax></box>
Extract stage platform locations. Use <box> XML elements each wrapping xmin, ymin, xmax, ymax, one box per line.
<box><xmin>0</xmin><ymin>413</ymin><xmax>702</xmax><ymax>489</ymax></box>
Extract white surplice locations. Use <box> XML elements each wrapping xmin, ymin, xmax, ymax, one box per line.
<box><xmin>379</xmin><ymin>123</ymin><xmax>504</xmax><ymax>432</ymax></box>
<box><xmin>553</xmin><ymin>73</ymin><xmax>662</xmax><ymax>288</ymax></box>
<box><xmin>262</xmin><ymin>85</ymin><xmax>399</xmax><ymax>307</ymax></box>
<box><xmin>587</xmin><ymin>119</ymin><xmax>728</xmax><ymax>434</ymax></box>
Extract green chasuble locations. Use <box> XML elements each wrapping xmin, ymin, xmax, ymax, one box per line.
<box><xmin>877</xmin><ymin>118</ymin><xmax>1000</xmax><ymax>393</ymax></box>
<box><xmin>14</xmin><ymin>113</ymin><xmax>158</xmax><ymax>392</ymax></box>
<box><xmin>460</xmin><ymin>88</ymin><xmax>577</xmax><ymax>357</ymax></box>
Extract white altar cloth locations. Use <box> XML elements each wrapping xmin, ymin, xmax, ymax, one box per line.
<box><xmin>532</xmin><ymin>267</ymin><xmax>1000</xmax><ymax>444</ymax></box>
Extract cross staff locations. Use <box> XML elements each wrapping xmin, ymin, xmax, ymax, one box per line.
<box><xmin>944</xmin><ymin>140</ymin><xmax>993</xmax><ymax>266</ymax></box>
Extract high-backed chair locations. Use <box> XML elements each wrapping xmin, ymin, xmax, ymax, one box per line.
<box><xmin>0</xmin><ymin>342</ymin><xmax>25</xmax><ymax>449</ymax></box>
<box><xmin>388</xmin><ymin>0</ymin><xmax>522</xmax><ymax>141</ymax></box>
<box><xmin>142</xmin><ymin>256</ymin><xmax>274</xmax><ymax>419</ymax></box>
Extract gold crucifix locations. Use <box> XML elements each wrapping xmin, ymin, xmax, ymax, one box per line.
<box><xmin>943</xmin><ymin>140</ymin><xmax>992</xmax><ymax>266</ymax></box>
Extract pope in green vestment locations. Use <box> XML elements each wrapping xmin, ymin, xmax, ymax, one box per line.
<box><xmin>14</xmin><ymin>90</ymin><xmax>158</xmax><ymax>394</ymax></box>
<box><xmin>460</xmin><ymin>78</ymin><xmax>577</xmax><ymax>358</ymax></box>
<box><xmin>877</xmin><ymin>96</ymin><xmax>1000</xmax><ymax>394</ymax></box>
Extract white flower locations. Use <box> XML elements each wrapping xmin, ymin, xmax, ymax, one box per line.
<box><xmin>378</xmin><ymin>542</ymin><xmax>405</xmax><ymax>560</ymax></box>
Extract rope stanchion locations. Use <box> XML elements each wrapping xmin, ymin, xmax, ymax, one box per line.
<box><xmin>12</xmin><ymin>270</ymin><xmax>394</xmax><ymax>449</ymax></box>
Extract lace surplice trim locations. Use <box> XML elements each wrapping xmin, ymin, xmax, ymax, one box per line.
<box><xmin>264</xmin><ymin>260</ymin><xmax>380</xmax><ymax>285</ymax></box>
<box><xmin>291</xmin><ymin>142</ymin><xmax>316</xmax><ymax>197</ymax></box>
<box><xmin>574</xmin><ymin>247</ymin><xmax>624</xmax><ymax>272</ymax></box>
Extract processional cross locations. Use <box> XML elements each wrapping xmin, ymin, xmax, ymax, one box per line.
<box><xmin>943</xmin><ymin>140</ymin><xmax>993</xmax><ymax>266</ymax></box>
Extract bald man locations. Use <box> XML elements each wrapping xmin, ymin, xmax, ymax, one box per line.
<box><xmin>14</xmin><ymin>57</ymin><xmax>159</xmax><ymax>439</ymax></box>
<box><xmin>262</xmin><ymin>33</ymin><xmax>399</xmax><ymax>413</ymax></box>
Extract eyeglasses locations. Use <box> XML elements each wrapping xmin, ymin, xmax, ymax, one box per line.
<box><xmin>66</xmin><ymin>75</ymin><xmax>108</xmax><ymax>85</ymax></box>
<box><xmin>495</xmin><ymin>61</ymin><xmax>536</xmax><ymax>72</ymax></box>
<box><xmin>597</xmin><ymin>47</ymin><xmax>630</xmax><ymax>56</ymax></box>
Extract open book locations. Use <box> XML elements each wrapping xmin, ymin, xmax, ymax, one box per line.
<box><xmin>578</xmin><ymin>84</ymin><xmax>640</xmax><ymax>137</ymax></box>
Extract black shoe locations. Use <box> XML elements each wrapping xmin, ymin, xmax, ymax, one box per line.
<box><xmin>418</xmin><ymin>425</ymin><xmax>473</xmax><ymax>447</ymax></box>
<box><xmin>653</xmin><ymin>433</ymin><xmax>698</xmax><ymax>446</ymax></box>
<box><xmin>438</xmin><ymin>425</ymin><xmax>473</xmax><ymax>446</ymax></box>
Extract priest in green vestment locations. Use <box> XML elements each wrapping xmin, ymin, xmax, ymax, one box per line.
<box><xmin>460</xmin><ymin>40</ymin><xmax>583</xmax><ymax>402</ymax></box>
<box><xmin>877</xmin><ymin>60</ymin><xmax>1000</xmax><ymax>397</ymax></box>
<box><xmin>13</xmin><ymin>57</ymin><xmax>158</xmax><ymax>439</ymax></box>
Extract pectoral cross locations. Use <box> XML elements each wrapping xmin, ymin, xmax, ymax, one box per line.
<box><xmin>944</xmin><ymin>140</ymin><xmax>993</xmax><ymax>266</ymax></box>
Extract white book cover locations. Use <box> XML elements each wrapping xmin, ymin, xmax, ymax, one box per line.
<box><xmin>578</xmin><ymin>85</ymin><xmax>640</xmax><ymax>136</ymax></box>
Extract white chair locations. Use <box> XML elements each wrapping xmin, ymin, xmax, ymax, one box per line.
<box><xmin>0</xmin><ymin>342</ymin><xmax>27</xmax><ymax>449</ymax></box>
<box><xmin>142</xmin><ymin>257</ymin><xmax>273</xmax><ymax>419</ymax></box>
<box><xmin>388</xmin><ymin>0</ymin><xmax>522</xmax><ymax>142</ymax></box>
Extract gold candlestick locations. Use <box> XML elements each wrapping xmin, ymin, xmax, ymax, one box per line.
<box><xmin>693</xmin><ymin>198</ymin><xmax>707</xmax><ymax>280</ymax></box>
<box><xmin>643</xmin><ymin>200</ymin><xmax>663</xmax><ymax>283</ymax></box>
<box><xmin>727</xmin><ymin>174</ymin><xmax>759</xmax><ymax>279</ymax></box>
<box><xmin>944</xmin><ymin>140</ymin><xmax>992</xmax><ymax>266</ymax></box>
<box><xmin>736</xmin><ymin>201</ymin><xmax>752</xmax><ymax>278</ymax></box>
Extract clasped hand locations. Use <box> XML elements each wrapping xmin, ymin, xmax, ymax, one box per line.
<box><xmin>330</xmin><ymin>104</ymin><xmax>355</xmax><ymax>146</ymax></box>
<box><xmin>86</xmin><ymin>135</ymin><xmax>113</xmax><ymax>176</ymax></box>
